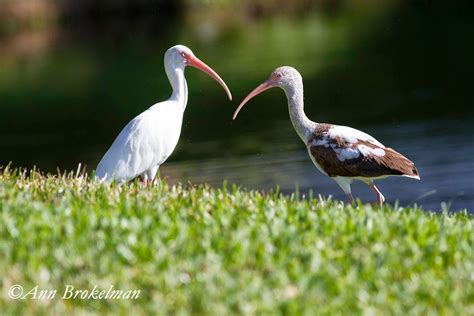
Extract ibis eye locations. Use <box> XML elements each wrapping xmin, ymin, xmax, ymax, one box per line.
<box><xmin>181</xmin><ymin>52</ymin><xmax>187</xmax><ymax>58</ymax></box>
<box><xmin>277</xmin><ymin>73</ymin><xmax>282</xmax><ymax>78</ymax></box>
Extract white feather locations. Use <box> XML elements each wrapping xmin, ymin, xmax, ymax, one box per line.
<box><xmin>357</xmin><ymin>145</ymin><xmax>385</xmax><ymax>158</ymax></box>
<box><xmin>95</xmin><ymin>45</ymin><xmax>195</xmax><ymax>183</ymax></box>
<box><xmin>95</xmin><ymin>101</ymin><xmax>183</xmax><ymax>182</ymax></box>
<box><xmin>328</xmin><ymin>125</ymin><xmax>385</xmax><ymax>148</ymax></box>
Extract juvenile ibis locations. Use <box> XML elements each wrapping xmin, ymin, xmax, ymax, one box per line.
<box><xmin>95</xmin><ymin>45</ymin><xmax>232</xmax><ymax>183</ymax></box>
<box><xmin>232</xmin><ymin>66</ymin><xmax>419</xmax><ymax>204</ymax></box>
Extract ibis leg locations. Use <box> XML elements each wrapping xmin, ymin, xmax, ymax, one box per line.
<box><xmin>346</xmin><ymin>193</ymin><xmax>354</xmax><ymax>204</ymax></box>
<box><xmin>334</xmin><ymin>177</ymin><xmax>354</xmax><ymax>204</ymax></box>
<box><xmin>368</xmin><ymin>182</ymin><xmax>385</xmax><ymax>205</ymax></box>
<box><xmin>147</xmin><ymin>165</ymin><xmax>160</xmax><ymax>186</ymax></box>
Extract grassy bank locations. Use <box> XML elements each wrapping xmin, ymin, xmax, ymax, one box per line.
<box><xmin>0</xmin><ymin>168</ymin><xmax>473</xmax><ymax>315</ymax></box>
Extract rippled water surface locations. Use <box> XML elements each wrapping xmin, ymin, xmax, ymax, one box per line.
<box><xmin>1</xmin><ymin>3</ymin><xmax>473</xmax><ymax>211</ymax></box>
<box><xmin>162</xmin><ymin>119</ymin><xmax>474</xmax><ymax>211</ymax></box>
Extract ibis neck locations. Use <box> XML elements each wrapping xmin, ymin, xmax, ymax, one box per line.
<box><xmin>165</xmin><ymin>63</ymin><xmax>188</xmax><ymax>111</ymax></box>
<box><xmin>284</xmin><ymin>84</ymin><xmax>314</xmax><ymax>142</ymax></box>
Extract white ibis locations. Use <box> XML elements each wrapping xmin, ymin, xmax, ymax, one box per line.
<box><xmin>233</xmin><ymin>66</ymin><xmax>419</xmax><ymax>204</ymax></box>
<box><xmin>95</xmin><ymin>45</ymin><xmax>232</xmax><ymax>183</ymax></box>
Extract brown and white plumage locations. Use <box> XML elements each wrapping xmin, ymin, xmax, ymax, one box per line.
<box><xmin>232</xmin><ymin>66</ymin><xmax>419</xmax><ymax>204</ymax></box>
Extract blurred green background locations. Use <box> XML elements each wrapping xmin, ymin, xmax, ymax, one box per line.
<box><xmin>0</xmin><ymin>0</ymin><xmax>473</xmax><ymax>210</ymax></box>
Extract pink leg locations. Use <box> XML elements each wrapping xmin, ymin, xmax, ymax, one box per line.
<box><xmin>368</xmin><ymin>182</ymin><xmax>385</xmax><ymax>205</ymax></box>
<box><xmin>334</xmin><ymin>177</ymin><xmax>354</xmax><ymax>205</ymax></box>
<box><xmin>346</xmin><ymin>193</ymin><xmax>354</xmax><ymax>204</ymax></box>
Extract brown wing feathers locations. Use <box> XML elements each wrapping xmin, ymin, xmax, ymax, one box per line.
<box><xmin>308</xmin><ymin>126</ymin><xmax>419</xmax><ymax>178</ymax></box>
<box><xmin>310</xmin><ymin>144</ymin><xmax>418</xmax><ymax>178</ymax></box>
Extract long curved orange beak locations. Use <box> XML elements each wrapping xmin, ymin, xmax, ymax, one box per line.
<box><xmin>187</xmin><ymin>55</ymin><xmax>232</xmax><ymax>101</ymax></box>
<box><xmin>232</xmin><ymin>79</ymin><xmax>276</xmax><ymax>120</ymax></box>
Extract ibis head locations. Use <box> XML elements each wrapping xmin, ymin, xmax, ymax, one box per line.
<box><xmin>165</xmin><ymin>45</ymin><xmax>232</xmax><ymax>101</ymax></box>
<box><xmin>232</xmin><ymin>66</ymin><xmax>302</xmax><ymax>120</ymax></box>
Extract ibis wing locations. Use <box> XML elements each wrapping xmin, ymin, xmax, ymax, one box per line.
<box><xmin>310</xmin><ymin>145</ymin><xmax>418</xmax><ymax>178</ymax></box>
<box><xmin>95</xmin><ymin>101</ymin><xmax>182</xmax><ymax>182</ymax></box>
<box><xmin>308</xmin><ymin>125</ymin><xmax>419</xmax><ymax>178</ymax></box>
<box><xmin>95</xmin><ymin>115</ymin><xmax>154</xmax><ymax>182</ymax></box>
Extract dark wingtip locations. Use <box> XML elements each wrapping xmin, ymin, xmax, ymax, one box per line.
<box><xmin>413</xmin><ymin>165</ymin><xmax>420</xmax><ymax>176</ymax></box>
<box><xmin>411</xmin><ymin>165</ymin><xmax>420</xmax><ymax>180</ymax></box>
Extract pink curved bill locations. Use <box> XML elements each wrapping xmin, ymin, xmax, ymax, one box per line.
<box><xmin>232</xmin><ymin>80</ymin><xmax>275</xmax><ymax>120</ymax></box>
<box><xmin>188</xmin><ymin>55</ymin><xmax>232</xmax><ymax>101</ymax></box>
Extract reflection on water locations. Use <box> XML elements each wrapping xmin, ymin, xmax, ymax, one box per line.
<box><xmin>0</xmin><ymin>2</ymin><xmax>473</xmax><ymax>211</ymax></box>
<box><xmin>162</xmin><ymin>119</ymin><xmax>474</xmax><ymax>212</ymax></box>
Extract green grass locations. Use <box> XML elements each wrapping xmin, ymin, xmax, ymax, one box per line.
<box><xmin>0</xmin><ymin>167</ymin><xmax>473</xmax><ymax>315</ymax></box>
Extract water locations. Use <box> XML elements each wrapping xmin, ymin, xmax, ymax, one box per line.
<box><xmin>0</xmin><ymin>3</ymin><xmax>473</xmax><ymax>211</ymax></box>
<box><xmin>162</xmin><ymin>119</ymin><xmax>474</xmax><ymax>211</ymax></box>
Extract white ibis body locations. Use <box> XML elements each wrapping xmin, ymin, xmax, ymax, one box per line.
<box><xmin>233</xmin><ymin>66</ymin><xmax>419</xmax><ymax>204</ymax></box>
<box><xmin>95</xmin><ymin>45</ymin><xmax>232</xmax><ymax>183</ymax></box>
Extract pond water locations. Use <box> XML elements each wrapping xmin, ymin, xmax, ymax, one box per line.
<box><xmin>162</xmin><ymin>118</ymin><xmax>474</xmax><ymax>212</ymax></box>
<box><xmin>0</xmin><ymin>3</ymin><xmax>473</xmax><ymax>211</ymax></box>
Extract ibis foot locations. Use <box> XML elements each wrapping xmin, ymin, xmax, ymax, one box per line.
<box><xmin>368</xmin><ymin>182</ymin><xmax>385</xmax><ymax>205</ymax></box>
